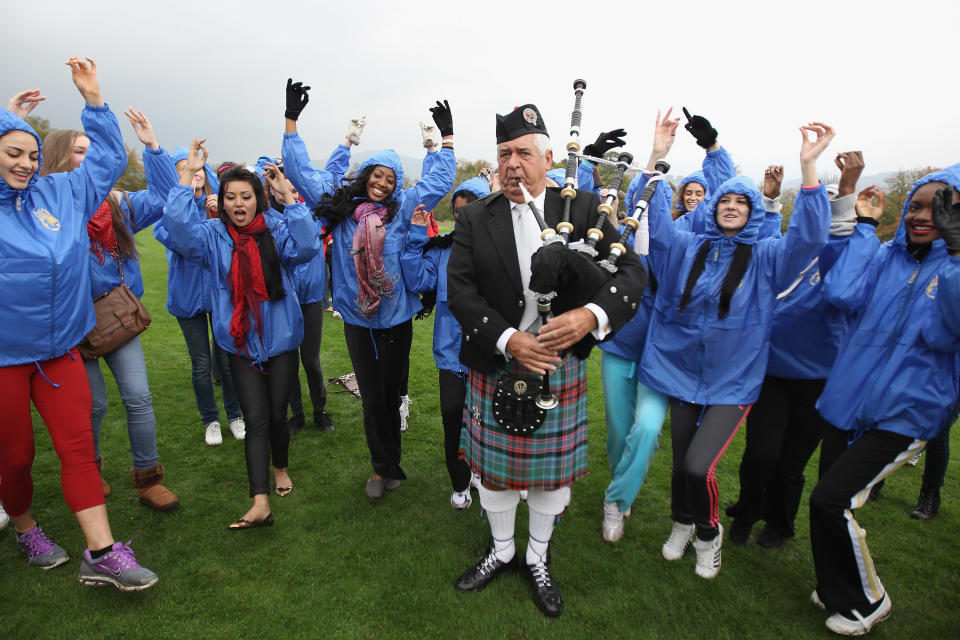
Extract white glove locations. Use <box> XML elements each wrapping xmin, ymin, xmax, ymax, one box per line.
<box><xmin>346</xmin><ymin>115</ymin><xmax>367</xmax><ymax>145</ymax></box>
<box><xmin>420</xmin><ymin>121</ymin><xmax>439</xmax><ymax>149</ymax></box>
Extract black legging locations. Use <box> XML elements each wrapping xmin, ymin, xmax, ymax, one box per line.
<box><xmin>231</xmin><ymin>350</ymin><xmax>299</xmax><ymax>497</ymax></box>
<box><xmin>438</xmin><ymin>369</ymin><xmax>471</xmax><ymax>492</ymax></box>
<box><xmin>288</xmin><ymin>301</ymin><xmax>327</xmax><ymax>420</ymax></box>
<box><xmin>670</xmin><ymin>400</ymin><xmax>751</xmax><ymax>540</ymax></box>
<box><xmin>733</xmin><ymin>376</ymin><xmax>826</xmax><ymax>536</ymax></box>
<box><xmin>343</xmin><ymin>320</ymin><xmax>412</xmax><ymax>480</ymax></box>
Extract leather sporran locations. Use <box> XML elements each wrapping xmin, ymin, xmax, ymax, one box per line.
<box><xmin>493</xmin><ymin>373</ymin><xmax>547</xmax><ymax>436</ymax></box>
<box><xmin>78</xmin><ymin>253</ymin><xmax>151</xmax><ymax>360</ymax></box>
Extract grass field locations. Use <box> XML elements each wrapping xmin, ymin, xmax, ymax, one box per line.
<box><xmin>2</xmin><ymin>231</ymin><xmax>958</xmax><ymax>639</ymax></box>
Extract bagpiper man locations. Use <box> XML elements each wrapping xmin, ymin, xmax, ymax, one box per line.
<box><xmin>447</xmin><ymin>102</ymin><xmax>646</xmax><ymax>617</ymax></box>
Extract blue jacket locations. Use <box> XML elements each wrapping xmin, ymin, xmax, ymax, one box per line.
<box><xmin>547</xmin><ymin>160</ymin><xmax>596</xmax><ymax>193</ymax></box>
<box><xmin>765</xmin><ymin>232</ymin><xmax>855</xmax><ymax>380</ymax></box>
<box><xmin>400</xmin><ymin>224</ymin><xmax>462</xmax><ymax>372</ymax></box>
<box><xmin>89</xmin><ymin>146</ymin><xmax>179</xmax><ymax>300</ymax></box>
<box><xmin>159</xmin><ymin>184</ymin><xmax>319</xmax><ymax>365</ymax></box>
<box><xmin>816</xmin><ymin>164</ymin><xmax>960</xmax><ymax>441</ymax></box>
<box><xmin>0</xmin><ymin>106</ymin><xmax>126</xmax><ymax>366</ymax></box>
<box><xmin>599</xmin><ymin>172</ymin><xmax>673</xmax><ymax>362</ymax></box>
<box><xmin>638</xmin><ymin>176</ymin><xmax>830</xmax><ymax>405</ymax></box>
<box><xmin>154</xmin><ymin>191</ymin><xmax>213</xmax><ymax>317</ymax></box>
<box><xmin>264</xmin><ymin>206</ymin><xmax>326</xmax><ymax>305</ymax></box>
<box><xmin>283</xmin><ymin>136</ymin><xmax>456</xmax><ymax>328</ymax></box>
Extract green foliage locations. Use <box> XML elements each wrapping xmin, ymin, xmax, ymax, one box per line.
<box><xmin>25</xmin><ymin>115</ymin><xmax>51</xmax><ymax>140</ymax></box>
<box><xmin>779</xmin><ymin>187</ymin><xmax>799</xmax><ymax>233</ymax></box>
<box><xmin>431</xmin><ymin>158</ymin><xmax>492</xmax><ymax>221</ymax></box>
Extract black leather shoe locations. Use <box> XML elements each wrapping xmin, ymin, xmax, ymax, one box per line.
<box><xmin>454</xmin><ymin>545</ymin><xmax>518</xmax><ymax>592</ymax></box>
<box><xmin>522</xmin><ymin>559</ymin><xmax>563</xmax><ymax>617</ymax></box>
<box><xmin>287</xmin><ymin>414</ymin><xmax>305</xmax><ymax>435</ymax></box>
<box><xmin>314</xmin><ymin>411</ymin><xmax>336</xmax><ymax>432</ymax></box>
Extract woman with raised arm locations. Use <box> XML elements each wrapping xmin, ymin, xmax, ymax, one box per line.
<box><xmin>641</xmin><ymin>122</ymin><xmax>834</xmax><ymax>579</ymax></box>
<box><xmin>159</xmin><ymin>140</ymin><xmax>318</xmax><ymax>528</ymax></box>
<box><xmin>0</xmin><ymin>59</ymin><xmax>157</xmax><ymax>591</ymax></box>
<box><xmin>41</xmin><ymin>108</ymin><xmax>180</xmax><ymax>511</ymax></box>
<box><xmin>280</xmin><ymin>79</ymin><xmax>455</xmax><ymax>501</ymax></box>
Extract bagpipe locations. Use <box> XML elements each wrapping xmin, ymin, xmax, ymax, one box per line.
<box><xmin>520</xmin><ymin>79</ymin><xmax>658</xmax><ymax>410</ymax></box>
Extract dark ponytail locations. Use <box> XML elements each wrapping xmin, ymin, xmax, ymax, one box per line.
<box><xmin>678</xmin><ymin>241</ymin><xmax>753</xmax><ymax>319</ymax></box>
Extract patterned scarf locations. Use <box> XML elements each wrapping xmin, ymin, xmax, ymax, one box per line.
<box><xmin>87</xmin><ymin>200</ymin><xmax>118</xmax><ymax>264</ymax></box>
<box><xmin>227</xmin><ymin>213</ymin><xmax>271</xmax><ymax>354</ymax></box>
<box><xmin>352</xmin><ymin>202</ymin><xmax>395</xmax><ymax>317</ymax></box>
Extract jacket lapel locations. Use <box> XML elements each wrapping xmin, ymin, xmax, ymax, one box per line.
<box><xmin>486</xmin><ymin>195</ymin><xmax>523</xmax><ymax>294</ymax></box>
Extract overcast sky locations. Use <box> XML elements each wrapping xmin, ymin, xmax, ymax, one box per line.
<box><xmin>6</xmin><ymin>0</ymin><xmax>959</xmax><ymax>184</ymax></box>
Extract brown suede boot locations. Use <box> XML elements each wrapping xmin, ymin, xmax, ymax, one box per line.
<box><xmin>96</xmin><ymin>455</ymin><xmax>111</xmax><ymax>498</ymax></box>
<box><xmin>130</xmin><ymin>462</ymin><xmax>179</xmax><ymax>511</ymax></box>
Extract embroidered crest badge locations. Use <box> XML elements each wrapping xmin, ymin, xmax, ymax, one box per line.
<box><xmin>522</xmin><ymin>108</ymin><xmax>537</xmax><ymax>126</ymax></box>
<box><xmin>32</xmin><ymin>208</ymin><xmax>60</xmax><ymax>231</ymax></box>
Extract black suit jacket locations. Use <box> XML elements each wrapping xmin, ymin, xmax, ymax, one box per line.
<box><xmin>447</xmin><ymin>187</ymin><xmax>647</xmax><ymax>374</ymax></box>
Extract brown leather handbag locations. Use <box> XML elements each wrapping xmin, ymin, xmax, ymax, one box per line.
<box><xmin>78</xmin><ymin>252</ymin><xmax>151</xmax><ymax>360</ymax></box>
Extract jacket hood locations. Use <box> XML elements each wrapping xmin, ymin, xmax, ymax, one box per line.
<box><xmin>454</xmin><ymin>176</ymin><xmax>491</xmax><ymax>199</ymax></box>
<box><xmin>676</xmin><ymin>171</ymin><xmax>709</xmax><ymax>211</ymax></box>
<box><xmin>358</xmin><ymin>149</ymin><xmax>404</xmax><ymax>199</ymax></box>
<box><xmin>0</xmin><ymin>109</ymin><xmax>43</xmax><ymax>194</ymax></box>
<box><xmin>701</xmin><ymin>175</ymin><xmax>766</xmax><ymax>244</ymax></box>
<box><xmin>894</xmin><ymin>163</ymin><xmax>960</xmax><ymax>246</ymax></box>
<box><xmin>546</xmin><ymin>168</ymin><xmax>565</xmax><ymax>187</ymax></box>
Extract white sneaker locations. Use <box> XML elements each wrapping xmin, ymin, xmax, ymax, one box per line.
<box><xmin>825</xmin><ymin>592</ymin><xmax>892</xmax><ymax>636</ymax></box>
<box><xmin>520</xmin><ymin>490</ymin><xmax>528</xmax><ymax>501</ymax></box>
<box><xmin>693</xmin><ymin>523</ymin><xmax>723</xmax><ymax>579</ymax></box>
<box><xmin>811</xmin><ymin>590</ymin><xmax>826</xmax><ymax>610</ymax></box>
<box><xmin>204</xmin><ymin>421</ymin><xmax>222</xmax><ymax>446</ymax></box>
<box><xmin>450</xmin><ymin>490</ymin><xmax>472</xmax><ymax>510</ymax></box>
<box><xmin>399</xmin><ymin>395</ymin><xmax>411</xmax><ymax>432</ymax></box>
<box><xmin>0</xmin><ymin>503</ymin><xmax>9</xmax><ymax>531</ymax></box>
<box><xmin>228</xmin><ymin>417</ymin><xmax>246</xmax><ymax>440</ymax></box>
<box><xmin>470</xmin><ymin>473</ymin><xmax>481</xmax><ymax>490</ymax></box>
<box><xmin>332</xmin><ymin>310</ymin><xmax>342</xmax><ymax>320</ymax></box>
<box><xmin>661</xmin><ymin>521</ymin><xmax>695</xmax><ymax>561</ymax></box>
<box><xmin>602</xmin><ymin>501</ymin><xmax>625</xmax><ymax>542</ymax></box>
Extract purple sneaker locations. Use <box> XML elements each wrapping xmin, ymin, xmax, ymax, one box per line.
<box><xmin>16</xmin><ymin>525</ymin><xmax>69</xmax><ymax>570</ymax></box>
<box><xmin>78</xmin><ymin>541</ymin><xmax>158</xmax><ymax>591</ymax></box>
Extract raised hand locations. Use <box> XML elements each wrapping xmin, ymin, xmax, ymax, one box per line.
<box><xmin>66</xmin><ymin>57</ymin><xmax>103</xmax><ymax>106</ymax></box>
<box><xmin>583</xmin><ymin>128</ymin><xmax>627</xmax><ymax>159</ymax></box>
<box><xmin>799</xmin><ymin>121</ymin><xmax>835</xmax><ymax>188</ymax></box>
<box><xmin>763</xmin><ymin>165</ymin><xmax>784</xmax><ymax>199</ymax></box>
<box><xmin>429</xmin><ymin>99</ymin><xmax>453</xmax><ymax>137</ymax></box>
<box><xmin>420</xmin><ymin>121</ymin><xmax>439</xmax><ymax>149</ymax></box>
<box><xmin>285</xmin><ymin>78</ymin><xmax>311</xmax><ymax>121</ymax></box>
<box><xmin>933</xmin><ymin>187</ymin><xmax>960</xmax><ymax>254</ymax></box>
<box><xmin>262</xmin><ymin>161</ymin><xmax>295</xmax><ymax>205</ymax></box>
<box><xmin>123</xmin><ymin>107</ymin><xmax>159</xmax><ymax>150</ymax></box>
<box><xmin>7</xmin><ymin>89</ymin><xmax>46</xmax><ymax>119</ymax></box>
<box><xmin>834</xmin><ymin>151</ymin><xmax>865</xmax><ymax>198</ymax></box>
<box><xmin>411</xmin><ymin>204</ymin><xmax>429</xmax><ymax>226</ymax></box>
<box><xmin>681</xmin><ymin>107</ymin><xmax>718</xmax><ymax>149</ymax></box>
<box><xmin>179</xmin><ymin>138</ymin><xmax>208</xmax><ymax>186</ymax></box>
<box><xmin>855</xmin><ymin>185</ymin><xmax>884</xmax><ymax>220</ymax></box>
<box><xmin>346</xmin><ymin>115</ymin><xmax>367</xmax><ymax>145</ymax></box>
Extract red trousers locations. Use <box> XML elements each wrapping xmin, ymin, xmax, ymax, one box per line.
<box><xmin>0</xmin><ymin>349</ymin><xmax>103</xmax><ymax>517</ymax></box>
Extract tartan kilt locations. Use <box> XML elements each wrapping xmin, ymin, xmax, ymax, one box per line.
<box><xmin>460</xmin><ymin>355</ymin><xmax>589</xmax><ymax>490</ymax></box>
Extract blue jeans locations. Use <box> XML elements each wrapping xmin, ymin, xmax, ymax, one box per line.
<box><xmin>177</xmin><ymin>313</ymin><xmax>242</xmax><ymax>427</ymax></box>
<box><xmin>601</xmin><ymin>352</ymin><xmax>668</xmax><ymax>513</ymax></box>
<box><xmin>84</xmin><ymin>335</ymin><xmax>159</xmax><ymax>470</ymax></box>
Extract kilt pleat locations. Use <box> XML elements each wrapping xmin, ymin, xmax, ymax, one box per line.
<box><xmin>460</xmin><ymin>356</ymin><xmax>589</xmax><ymax>490</ymax></box>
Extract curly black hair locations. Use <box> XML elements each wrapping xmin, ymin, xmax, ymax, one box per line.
<box><xmin>314</xmin><ymin>164</ymin><xmax>400</xmax><ymax>236</ymax></box>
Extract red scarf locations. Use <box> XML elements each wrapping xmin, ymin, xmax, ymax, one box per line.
<box><xmin>227</xmin><ymin>213</ymin><xmax>271</xmax><ymax>354</ymax></box>
<box><xmin>88</xmin><ymin>200</ymin><xmax>118</xmax><ymax>264</ymax></box>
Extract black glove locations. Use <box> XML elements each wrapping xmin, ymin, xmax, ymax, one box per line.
<box><xmin>429</xmin><ymin>100</ymin><xmax>453</xmax><ymax>137</ymax></box>
<box><xmin>933</xmin><ymin>187</ymin><xmax>960</xmax><ymax>253</ymax></box>
<box><xmin>285</xmin><ymin>78</ymin><xmax>311</xmax><ymax>121</ymax></box>
<box><xmin>583</xmin><ymin>128</ymin><xmax>627</xmax><ymax>159</ymax></box>
<box><xmin>682</xmin><ymin>107</ymin><xmax>718</xmax><ymax>149</ymax></box>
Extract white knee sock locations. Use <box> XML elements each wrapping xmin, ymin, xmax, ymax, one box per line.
<box><xmin>525</xmin><ymin>487</ymin><xmax>570</xmax><ymax>565</ymax></box>
<box><xmin>477</xmin><ymin>484</ymin><xmax>520</xmax><ymax>562</ymax></box>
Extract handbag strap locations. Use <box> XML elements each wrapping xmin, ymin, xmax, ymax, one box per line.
<box><xmin>111</xmin><ymin>249</ymin><xmax>128</xmax><ymax>287</ymax></box>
